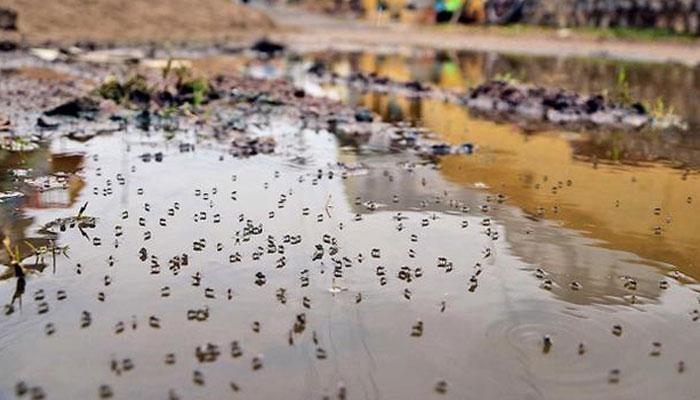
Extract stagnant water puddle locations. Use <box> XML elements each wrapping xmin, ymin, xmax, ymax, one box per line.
<box><xmin>1</xmin><ymin>49</ymin><xmax>699</xmax><ymax>399</ymax></box>
<box><xmin>239</xmin><ymin>50</ymin><xmax>700</xmax><ymax>277</ymax></box>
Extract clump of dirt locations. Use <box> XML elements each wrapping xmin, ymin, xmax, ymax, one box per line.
<box><xmin>0</xmin><ymin>0</ymin><xmax>274</xmax><ymax>46</ymax></box>
<box><xmin>465</xmin><ymin>80</ymin><xmax>686</xmax><ymax>131</ymax></box>
<box><xmin>0</xmin><ymin>6</ymin><xmax>18</xmax><ymax>50</ymax></box>
<box><xmin>0</xmin><ymin>6</ymin><xmax>17</xmax><ymax>30</ymax></box>
<box><xmin>251</xmin><ymin>38</ymin><xmax>286</xmax><ymax>57</ymax></box>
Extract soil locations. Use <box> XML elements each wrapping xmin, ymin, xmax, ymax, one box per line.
<box><xmin>1</xmin><ymin>2</ymin><xmax>698</xmax><ymax>66</ymax></box>
<box><xmin>262</xmin><ymin>5</ymin><xmax>700</xmax><ymax>66</ymax></box>
<box><xmin>0</xmin><ymin>0</ymin><xmax>274</xmax><ymax>46</ymax></box>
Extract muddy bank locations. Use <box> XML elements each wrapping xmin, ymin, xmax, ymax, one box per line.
<box><xmin>464</xmin><ymin>80</ymin><xmax>682</xmax><ymax>130</ymax></box>
<box><xmin>0</xmin><ymin>53</ymin><xmax>474</xmax><ymax>176</ymax></box>
<box><xmin>306</xmin><ymin>62</ymin><xmax>685</xmax><ymax>132</ymax></box>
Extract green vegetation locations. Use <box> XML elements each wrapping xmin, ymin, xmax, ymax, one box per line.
<box><xmin>609</xmin><ymin>131</ymin><xmax>623</xmax><ymax>162</ymax></box>
<box><xmin>492</xmin><ymin>71</ymin><xmax>521</xmax><ymax>84</ymax></box>
<box><xmin>644</xmin><ymin>97</ymin><xmax>675</xmax><ymax>119</ymax></box>
<box><xmin>609</xmin><ymin>67</ymin><xmax>675</xmax><ymax>119</ymax></box>
<box><xmin>2</xmin><ymin>237</ymin><xmax>21</xmax><ymax>266</ymax></box>
<box><xmin>182</xmin><ymin>78</ymin><xmax>209</xmax><ymax>108</ymax></box>
<box><xmin>612</xmin><ymin>67</ymin><xmax>633</xmax><ymax>105</ymax></box>
<box><xmin>96</xmin><ymin>74</ymin><xmax>150</xmax><ymax>105</ymax></box>
<box><xmin>164</xmin><ymin>60</ymin><xmax>210</xmax><ymax>108</ymax></box>
<box><xmin>95</xmin><ymin>61</ymin><xmax>211</xmax><ymax>111</ymax></box>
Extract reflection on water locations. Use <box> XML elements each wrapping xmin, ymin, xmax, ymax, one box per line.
<box><xmin>296</xmin><ymin>51</ymin><xmax>700</xmax><ymax>279</ymax></box>
<box><xmin>311</xmin><ymin>50</ymin><xmax>700</xmax><ymax>133</ymax></box>
<box><xmin>338</xmin><ymin>151</ymin><xmax>669</xmax><ymax>305</ymax></box>
<box><xmin>1</xmin><ymin>127</ymin><xmax>699</xmax><ymax>399</ymax></box>
<box><xmin>351</xmin><ymin>93</ymin><xmax>700</xmax><ymax>278</ymax></box>
<box><xmin>1</xmin><ymin>148</ymin><xmax>85</xmax><ymax>268</ymax></box>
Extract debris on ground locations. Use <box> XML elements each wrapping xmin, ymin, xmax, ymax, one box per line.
<box><xmin>251</xmin><ymin>38</ymin><xmax>286</xmax><ymax>57</ymax></box>
<box><xmin>0</xmin><ymin>115</ymin><xmax>10</xmax><ymax>131</ymax></box>
<box><xmin>44</xmin><ymin>97</ymin><xmax>100</xmax><ymax>119</ymax></box>
<box><xmin>230</xmin><ymin>134</ymin><xmax>276</xmax><ymax>157</ymax></box>
<box><xmin>465</xmin><ymin>80</ymin><xmax>685</xmax><ymax>131</ymax></box>
<box><xmin>0</xmin><ymin>7</ymin><xmax>17</xmax><ymax>31</ymax></box>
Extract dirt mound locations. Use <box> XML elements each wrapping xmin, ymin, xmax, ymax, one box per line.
<box><xmin>0</xmin><ymin>0</ymin><xmax>274</xmax><ymax>45</ymax></box>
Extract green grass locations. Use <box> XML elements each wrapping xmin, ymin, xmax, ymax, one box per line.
<box><xmin>96</xmin><ymin>74</ymin><xmax>149</xmax><ymax>105</ymax></box>
<box><xmin>644</xmin><ymin>97</ymin><xmax>676</xmax><ymax>119</ymax></box>
<box><xmin>166</xmin><ymin>62</ymin><xmax>210</xmax><ymax>108</ymax></box>
<box><xmin>612</xmin><ymin>66</ymin><xmax>633</xmax><ymax>105</ymax></box>
<box><xmin>492</xmin><ymin>71</ymin><xmax>521</xmax><ymax>84</ymax></box>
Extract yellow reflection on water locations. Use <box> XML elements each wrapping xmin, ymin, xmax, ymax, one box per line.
<box><xmin>346</xmin><ymin>53</ymin><xmax>699</xmax><ymax>276</ymax></box>
<box><xmin>423</xmin><ymin>99</ymin><xmax>698</xmax><ymax>276</ymax></box>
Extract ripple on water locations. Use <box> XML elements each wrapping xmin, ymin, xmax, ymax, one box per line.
<box><xmin>483</xmin><ymin>304</ymin><xmax>698</xmax><ymax>399</ymax></box>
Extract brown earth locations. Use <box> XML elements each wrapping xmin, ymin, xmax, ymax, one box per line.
<box><xmin>1</xmin><ymin>0</ymin><xmax>698</xmax><ymax>67</ymax></box>
<box><xmin>0</xmin><ymin>0</ymin><xmax>274</xmax><ymax>46</ymax></box>
<box><xmin>263</xmin><ymin>6</ymin><xmax>700</xmax><ymax>66</ymax></box>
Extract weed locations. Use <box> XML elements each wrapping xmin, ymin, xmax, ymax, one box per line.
<box><xmin>644</xmin><ymin>97</ymin><xmax>675</xmax><ymax>119</ymax></box>
<box><xmin>96</xmin><ymin>76</ymin><xmax>124</xmax><ymax>102</ymax></box>
<box><xmin>3</xmin><ymin>236</ymin><xmax>20</xmax><ymax>266</ymax></box>
<box><xmin>189</xmin><ymin>79</ymin><xmax>209</xmax><ymax>108</ymax></box>
<box><xmin>162</xmin><ymin>58</ymin><xmax>174</xmax><ymax>80</ymax></box>
<box><xmin>612</xmin><ymin>67</ymin><xmax>633</xmax><ymax>105</ymax></box>
<box><xmin>96</xmin><ymin>74</ymin><xmax>150</xmax><ymax>105</ymax></box>
<box><xmin>173</xmin><ymin>67</ymin><xmax>210</xmax><ymax>107</ymax></box>
<box><xmin>492</xmin><ymin>72</ymin><xmax>520</xmax><ymax>84</ymax></box>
